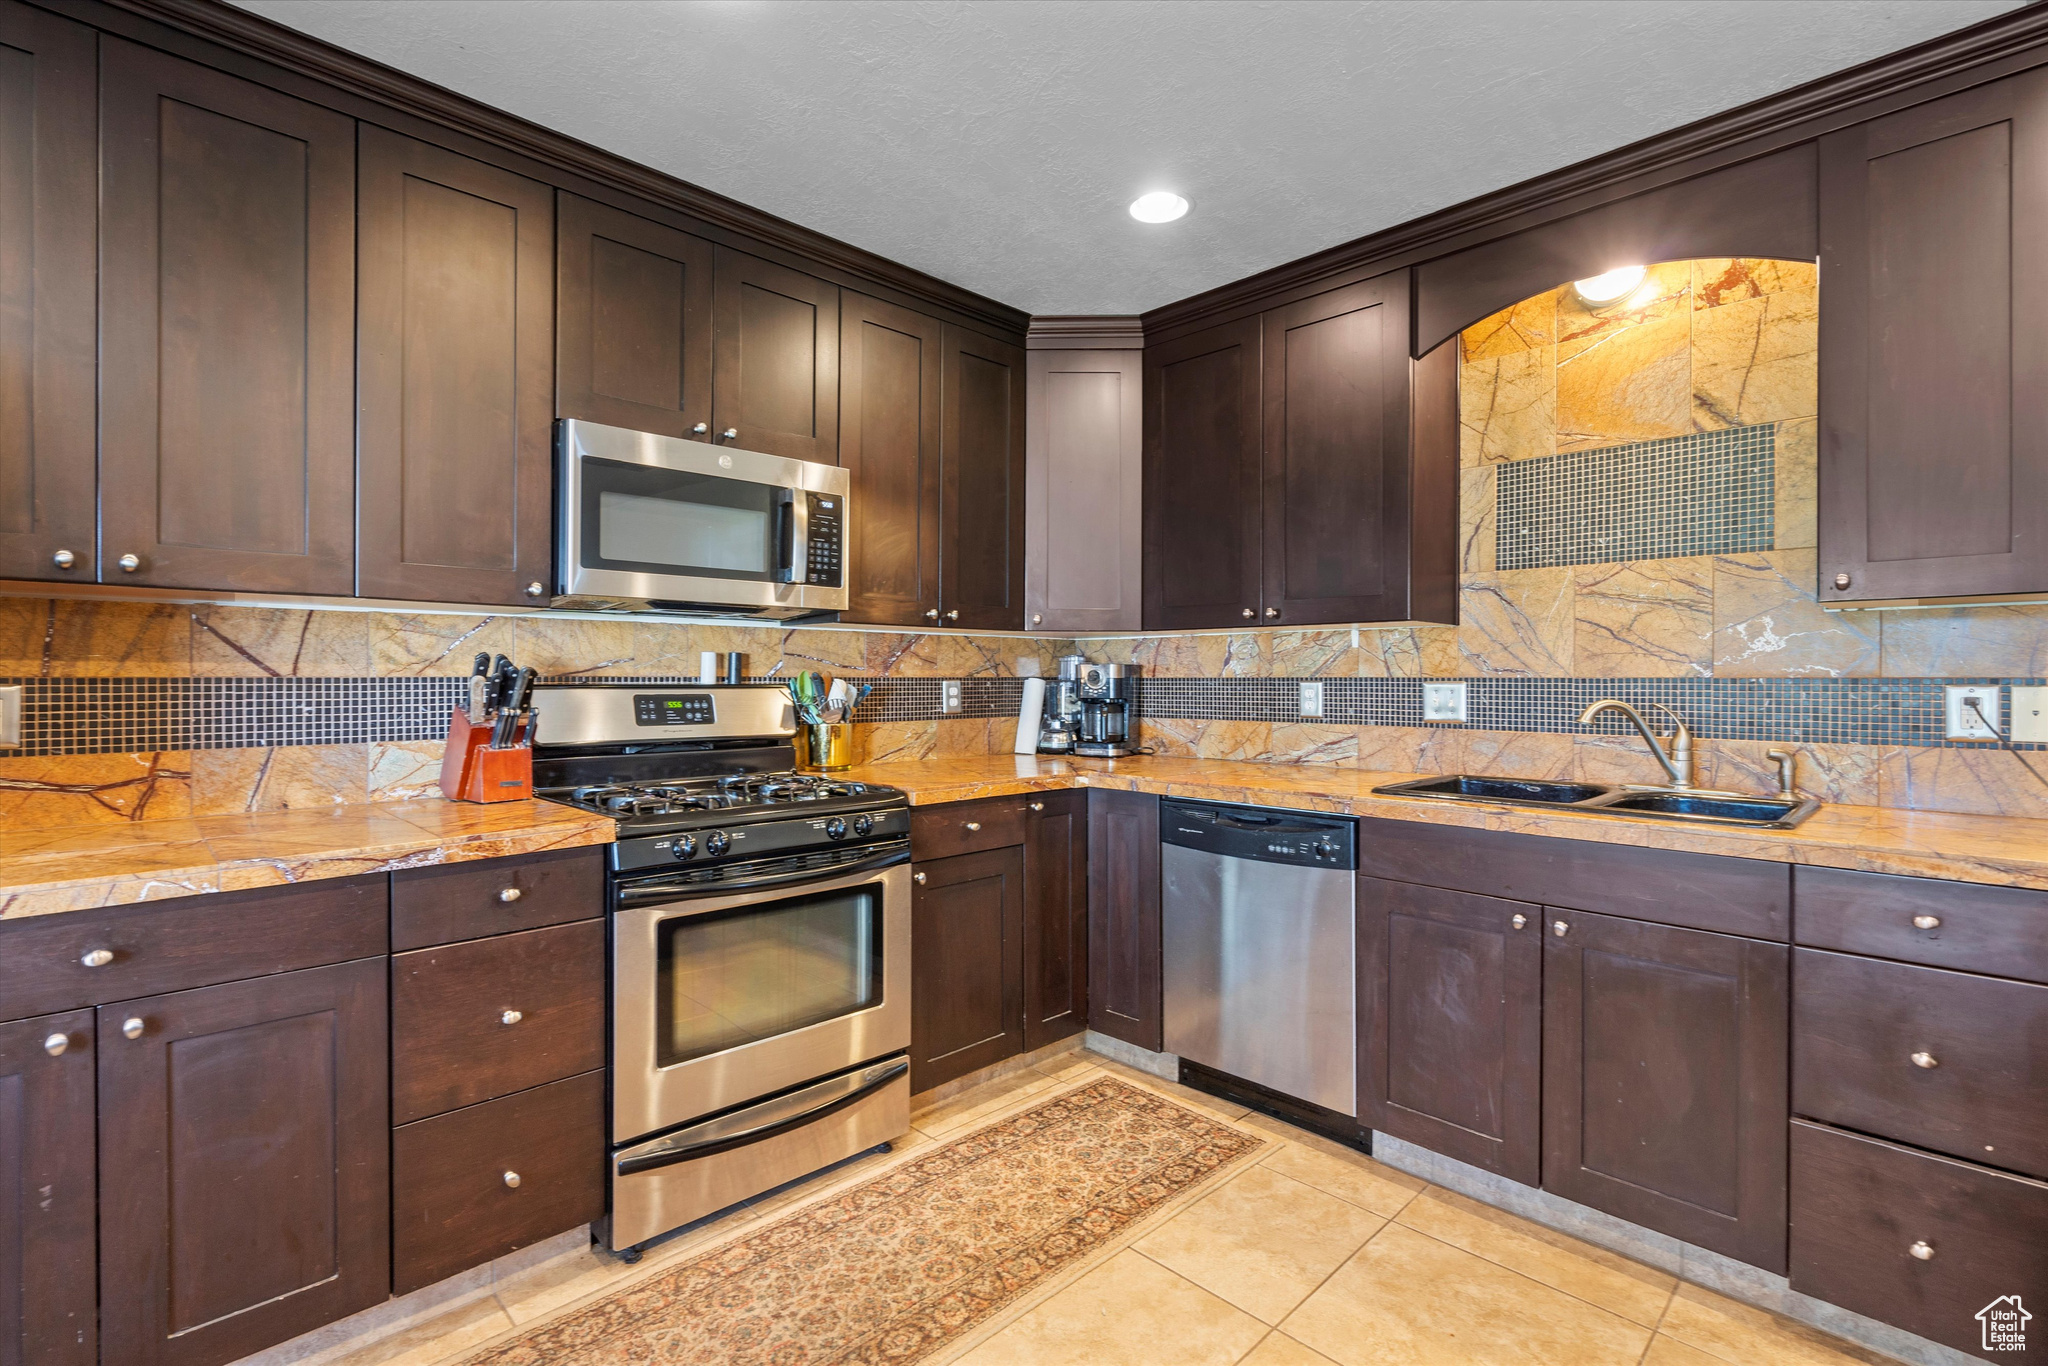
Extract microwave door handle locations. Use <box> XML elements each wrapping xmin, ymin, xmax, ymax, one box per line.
<box><xmin>774</xmin><ymin>489</ymin><xmax>798</xmax><ymax>584</ymax></box>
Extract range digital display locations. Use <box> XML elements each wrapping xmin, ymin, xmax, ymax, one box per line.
<box><xmin>633</xmin><ymin>693</ymin><xmax>716</xmax><ymax>726</ymax></box>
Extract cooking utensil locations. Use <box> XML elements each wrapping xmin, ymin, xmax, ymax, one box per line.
<box><xmin>468</xmin><ymin>653</ymin><xmax>490</xmax><ymax>725</ymax></box>
<box><xmin>494</xmin><ymin>666</ymin><xmax>536</xmax><ymax>748</ymax></box>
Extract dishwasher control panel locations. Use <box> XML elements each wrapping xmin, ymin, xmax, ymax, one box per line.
<box><xmin>1160</xmin><ymin>799</ymin><xmax>1357</xmax><ymax>870</ymax></box>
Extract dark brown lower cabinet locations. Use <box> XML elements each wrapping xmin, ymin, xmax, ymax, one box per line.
<box><xmin>97</xmin><ymin>958</ymin><xmax>390</xmax><ymax>1366</ymax></box>
<box><xmin>1086</xmin><ymin>789</ymin><xmax>1162</xmax><ymax>1050</ymax></box>
<box><xmin>1023</xmin><ymin>790</ymin><xmax>1089</xmax><ymax>1050</ymax></box>
<box><xmin>1542</xmin><ymin>911</ymin><xmax>1789</xmax><ymax>1272</ymax></box>
<box><xmin>910</xmin><ymin>845</ymin><xmax>1025</xmax><ymax>1092</ymax></box>
<box><xmin>1358</xmin><ymin>877</ymin><xmax>1540</xmax><ymax>1185</ymax></box>
<box><xmin>0</xmin><ymin>1010</ymin><xmax>96</xmax><ymax>1366</ymax></box>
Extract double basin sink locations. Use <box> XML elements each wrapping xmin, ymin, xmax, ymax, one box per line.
<box><xmin>1373</xmin><ymin>775</ymin><xmax>1820</xmax><ymax>829</ymax></box>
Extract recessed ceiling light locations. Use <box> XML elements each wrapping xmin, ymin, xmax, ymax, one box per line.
<box><xmin>1572</xmin><ymin>265</ymin><xmax>1646</xmax><ymax>307</ymax></box>
<box><xmin>1129</xmin><ymin>191</ymin><xmax>1190</xmax><ymax>224</ymax></box>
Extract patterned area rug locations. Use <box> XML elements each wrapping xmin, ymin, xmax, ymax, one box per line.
<box><xmin>463</xmin><ymin>1076</ymin><xmax>1265</xmax><ymax>1365</ymax></box>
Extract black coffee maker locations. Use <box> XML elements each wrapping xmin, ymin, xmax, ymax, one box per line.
<box><xmin>1074</xmin><ymin>662</ymin><xmax>1139</xmax><ymax>758</ymax></box>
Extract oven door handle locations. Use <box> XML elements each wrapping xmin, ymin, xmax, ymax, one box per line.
<box><xmin>615</xmin><ymin>1056</ymin><xmax>909</xmax><ymax>1176</ymax></box>
<box><xmin>616</xmin><ymin>845</ymin><xmax>909</xmax><ymax>908</ymax></box>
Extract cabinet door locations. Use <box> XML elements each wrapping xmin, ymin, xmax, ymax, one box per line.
<box><xmin>1359</xmin><ymin>877</ymin><xmax>1540</xmax><ymax>1185</ymax></box>
<box><xmin>0</xmin><ymin>3</ymin><xmax>95</xmax><ymax>584</ymax></box>
<box><xmin>941</xmin><ymin>326</ymin><xmax>1027</xmax><ymax>630</ymax></box>
<box><xmin>911</xmin><ymin>846</ymin><xmax>1024</xmax><ymax>1093</ymax></box>
<box><xmin>839</xmin><ymin>292</ymin><xmax>941</xmax><ymax>625</ymax></box>
<box><xmin>99</xmin><ymin>959</ymin><xmax>389</xmax><ymax>1366</ymax></box>
<box><xmin>712</xmin><ymin>247</ymin><xmax>838</xmax><ymax>463</ymax></box>
<box><xmin>1086</xmin><ymin>789</ymin><xmax>1162</xmax><ymax>1051</ymax></box>
<box><xmin>1143</xmin><ymin>318</ymin><xmax>1262</xmax><ymax>629</ymax></box>
<box><xmin>0</xmin><ymin>1011</ymin><xmax>95</xmax><ymax>1366</ymax></box>
<box><xmin>1819</xmin><ymin>68</ymin><xmax>2048</xmax><ymax>602</ymax></box>
<box><xmin>1026</xmin><ymin>348</ymin><xmax>1143</xmax><ymax>632</ymax></box>
<box><xmin>555</xmin><ymin>192</ymin><xmax>713</xmax><ymax>441</ymax></box>
<box><xmin>358</xmin><ymin>126</ymin><xmax>555</xmax><ymax>605</ymax></box>
<box><xmin>1261</xmin><ymin>274</ymin><xmax>1413</xmax><ymax>625</ymax></box>
<box><xmin>1024</xmin><ymin>790</ymin><xmax>1089</xmax><ymax>1050</ymax></box>
<box><xmin>99</xmin><ymin>38</ymin><xmax>356</xmax><ymax>594</ymax></box>
<box><xmin>1543</xmin><ymin>911</ymin><xmax>1789</xmax><ymax>1272</ymax></box>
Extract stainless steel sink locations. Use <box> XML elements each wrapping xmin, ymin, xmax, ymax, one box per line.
<box><xmin>1374</xmin><ymin>774</ymin><xmax>1820</xmax><ymax>828</ymax></box>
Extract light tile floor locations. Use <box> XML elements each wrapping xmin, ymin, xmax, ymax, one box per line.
<box><xmin>283</xmin><ymin>1049</ymin><xmax>1901</xmax><ymax>1366</ymax></box>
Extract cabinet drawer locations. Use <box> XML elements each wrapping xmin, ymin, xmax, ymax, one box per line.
<box><xmin>392</xmin><ymin>1070</ymin><xmax>605</xmax><ymax>1295</ymax></box>
<box><xmin>1795</xmin><ymin>865</ymin><xmax>2048</xmax><ymax>983</ymax></box>
<box><xmin>392</xmin><ymin>847</ymin><xmax>604</xmax><ymax>951</ymax></box>
<box><xmin>1794</xmin><ymin>948</ymin><xmax>2048</xmax><ymax>1177</ymax></box>
<box><xmin>1790</xmin><ymin>1120</ymin><xmax>2048</xmax><ymax>1359</ymax></box>
<box><xmin>0</xmin><ymin>874</ymin><xmax>387</xmax><ymax>1021</ymax></box>
<box><xmin>911</xmin><ymin>800</ymin><xmax>1029</xmax><ymax>860</ymax></box>
<box><xmin>392</xmin><ymin>919</ymin><xmax>605</xmax><ymax>1124</ymax></box>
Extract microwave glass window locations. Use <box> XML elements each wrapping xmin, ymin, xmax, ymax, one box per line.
<box><xmin>599</xmin><ymin>489</ymin><xmax>771</xmax><ymax>573</ymax></box>
<box><xmin>655</xmin><ymin>885</ymin><xmax>882</xmax><ymax>1068</ymax></box>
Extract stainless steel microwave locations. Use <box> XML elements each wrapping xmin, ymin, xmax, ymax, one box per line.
<box><xmin>554</xmin><ymin>419</ymin><xmax>848</xmax><ymax>618</ymax></box>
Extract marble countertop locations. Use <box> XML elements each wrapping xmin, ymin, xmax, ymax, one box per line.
<box><xmin>0</xmin><ymin>799</ymin><xmax>614</xmax><ymax>921</ymax></box>
<box><xmin>836</xmin><ymin>753</ymin><xmax>2048</xmax><ymax>893</ymax></box>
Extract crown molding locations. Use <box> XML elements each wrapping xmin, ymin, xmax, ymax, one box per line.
<box><xmin>1026</xmin><ymin>316</ymin><xmax>1145</xmax><ymax>350</ymax></box>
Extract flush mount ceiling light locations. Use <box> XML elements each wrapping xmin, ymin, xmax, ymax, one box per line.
<box><xmin>1129</xmin><ymin>191</ymin><xmax>1190</xmax><ymax>224</ymax></box>
<box><xmin>1572</xmin><ymin>264</ymin><xmax>1647</xmax><ymax>308</ymax></box>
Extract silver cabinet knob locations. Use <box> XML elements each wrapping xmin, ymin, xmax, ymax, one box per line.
<box><xmin>691</xmin><ymin>422</ymin><xmax>708</xmax><ymax>435</ymax></box>
<box><xmin>1264</xmin><ymin>607</ymin><xmax>1280</xmax><ymax>619</ymax></box>
<box><xmin>524</xmin><ymin>582</ymin><xmax>546</xmax><ymax>598</ymax></box>
<box><xmin>1551</xmin><ymin>920</ymin><xmax>1569</xmax><ymax>937</ymax></box>
<box><xmin>721</xmin><ymin>428</ymin><xmax>738</xmax><ymax>441</ymax></box>
<box><xmin>44</xmin><ymin>1033</ymin><xmax>68</xmax><ymax>1057</ymax></box>
<box><xmin>498</xmin><ymin>887</ymin><xmax>523</xmax><ymax>903</ymax></box>
<box><xmin>1241</xmin><ymin>608</ymin><xmax>1254</xmax><ymax>619</ymax></box>
<box><xmin>945</xmin><ymin>609</ymin><xmax>960</xmax><ymax>621</ymax></box>
<box><xmin>1909</xmin><ymin>1240</ymin><xmax>1934</xmax><ymax>1261</ymax></box>
<box><xmin>51</xmin><ymin>549</ymin><xmax>76</xmax><ymax>570</ymax></box>
<box><xmin>913</xmin><ymin>871</ymin><xmax>927</xmax><ymax>885</ymax></box>
<box><xmin>117</xmin><ymin>553</ymin><xmax>140</xmax><ymax>572</ymax></box>
<box><xmin>1029</xmin><ymin>802</ymin><xmax>1045</xmax><ymax>812</ymax></box>
<box><xmin>1511</xmin><ymin>913</ymin><xmax>1527</xmax><ymax>929</ymax></box>
<box><xmin>1032</xmin><ymin>614</ymin><xmax>1043</xmax><ymax>625</ymax></box>
<box><xmin>1833</xmin><ymin>572</ymin><xmax>1852</xmax><ymax>590</ymax></box>
<box><xmin>1912</xmin><ymin>914</ymin><xmax>1941</xmax><ymax>929</ymax></box>
<box><xmin>501</xmin><ymin>1009</ymin><xmax>523</xmax><ymax>1026</ymax></box>
<box><xmin>121</xmin><ymin>1017</ymin><xmax>145</xmax><ymax>1040</ymax></box>
<box><xmin>81</xmin><ymin>949</ymin><xmax>114</xmax><ymax>968</ymax></box>
<box><xmin>1910</xmin><ymin>1051</ymin><xmax>1939</xmax><ymax>1069</ymax></box>
<box><xmin>924</xmin><ymin>608</ymin><xmax>939</xmax><ymax>621</ymax></box>
<box><xmin>964</xmin><ymin>821</ymin><xmax>981</xmax><ymax>832</ymax></box>
<box><xmin>503</xmin><ymin>1170</ymin><xmax>521</xmax><ymax>1189</ymax></box>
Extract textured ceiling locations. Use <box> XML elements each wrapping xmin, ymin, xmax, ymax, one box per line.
<box><xmin>234</xmin><ymin>0</ymin><xmax>2018</xmax><ymax>316</ymax></box>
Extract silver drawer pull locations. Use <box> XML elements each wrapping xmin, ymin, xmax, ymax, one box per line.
<box><xmin>1029</xmin><ymin>802</ymin><xmax>1045</xmax><ymax>811</ymax></box>
<box><xmin>121</xmin><ymin>1017</ymin><xmax>145</xmax><ymax>1040</ymax></box>
<box><xmin>913</xmin><ymin>871</ymin><xmax>927</xmax><ymax>885</ymax></box>
<box><xmin>1911</xmin><ymin>914</ymin><xmax>1940</xmax><ymax>930</ymax></box>
<box><xmin>503</xmin><ymin>1170</ymin><xmax>521</xmax><ymax>1189</ymax></box>
<box><xmin>81</xmin><ymin>949</ymin><xmax>114</xmax><ymax>968</ymax></box>
<box><xmin>1909</xmin><ymin>1240</ymin><xmax>1934</xmax><ymax>1261</ymax></box>
<box><xmin>1551</xmin><ymin>920</ymin><xmax>1569</xmax><ymax>937</ymax></box>
<box><xmin>964</xmin><ymin>821</ymin><xmax>981</xmax><ymax>832</ymax></box>
<box><xmin>1511</xmin><ymin>913</ymin><xmax>1527</xmax><ymax>929</ymax></box>
<box><xmin>501</xmin><ymin>1009</ymin><xmax>524</xmax><ymax>1026</ymax></box>
<box><xmin>1910</xmin><ymin>1051</ymin><xmax>1939</xmax><ymax>1069</ymax></box>
<box><xmin>498</xmin><ymin>887</ymin><xmax>523</xmax><ymax>903</ymax></box>
<box><xmin>43</xmin><ymin>1033</ymin><xmax>68</xmax><ymax>1057</ymax></box>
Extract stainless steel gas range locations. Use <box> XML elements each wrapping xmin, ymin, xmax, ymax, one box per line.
<box><xmin>530</xmin><ymin>683</ymin><xmax>911</xmax><ymax>1256</ymax></box>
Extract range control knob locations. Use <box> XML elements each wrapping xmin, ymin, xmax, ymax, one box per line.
<box><xmin>852</xmin><ymin>814</ymin><xmax>874</xmax><ymax>837</ymax></box>
<box><xmin>825</xmin><ymin>817</ymin><xmax>848</xmax><ymax>840</ymax></box>
<box><xmin>671</xmin><ymin>834</ymin><xmax>698</xmax><ymax>861</ymax></box>
<box><xmin>705</xmin><ymin>831</ymin><xmax>731</xmax><ymax>857</ymax></box>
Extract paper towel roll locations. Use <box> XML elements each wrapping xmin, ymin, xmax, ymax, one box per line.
<box><xmin>700</xmin><ymin>651</ymin><xmax>718</xmax><ymax>685</ymax></box>
<box><xmin>1014</xmin><ymin>677</ymin><xmax>1046</xmax><ymax>755</ymax></box>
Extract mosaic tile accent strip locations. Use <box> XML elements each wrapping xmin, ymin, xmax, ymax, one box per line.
<box><xmin>1498</xmin><ymin>423</ymin><xmax>1775</xmax><ymax>570</ymax></box>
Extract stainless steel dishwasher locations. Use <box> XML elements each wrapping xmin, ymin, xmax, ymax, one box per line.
<box><xmin>1161</xmin><ymin>799</ymin><xmax>1358</xmax><ymax>1117</ymax></box>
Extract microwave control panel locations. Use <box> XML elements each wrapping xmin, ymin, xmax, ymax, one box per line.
<box><xmin>634</xmin><ymin>693</ymin><xmax>716</xmax><ymax>726</ymax></box>
<box><xmin>805</xmin><ymin>493</ymin><xmax>843</xmax><ymax>588</ymax></box>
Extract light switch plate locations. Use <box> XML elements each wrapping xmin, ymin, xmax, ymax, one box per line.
<box><xmin>1944</xmin><ymin>684</ymin><xmax>2001</xmax><ymax>740</ymax></box>
<box><xmin>2013</xmin><ymin>686</ymin><xmax>2048</xmax><ymax>743</ymax></box>
<box><xmin>940</xmin><ymin>680</ymin><xmax>963</xmax><ymax>715</ymax></box>
<box><xmin>1298</xmin><ymin>681</ymin><xmax>1324</xmax><ymax>719</ymax></box>
<box><xmin>0</xmin><ymin>684</ymin><xmax>17</xmax><ymax>747</ymax></box>
<box><xmin>1422</xmin><ymin>681</ymin><xmax>1467</xmax><ymax>723</ymax></box>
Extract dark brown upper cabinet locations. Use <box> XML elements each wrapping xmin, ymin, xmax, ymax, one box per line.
<box><xmin>555</xmin><ymin>193</ymin><xmax>715</xmax><ymax>443</ymax></box>
<box><xmin>357</xmin><ymin>127</ymin><xmax>555</xmax><ymax>606</ymax></box>
<box><xmin>0</xmin><ymin>2</ymin><xmax>96</xmax><ymax>585</ymax></box>
<box><xmin>839</xmin><ymin>292</ymin><xmax>942</xmax><ymax>626</ymax></box>
<box><xmin>1143</xmin><ymin>317</ymin><xmax>1264</xmax><ymax>630</ymax></box>
<box><xmin>942</xmin><ymin>326</ymin><xmax>1027</xmax><ymax>630</ymax></box>
<box><xmin>712</xmin><ymin>247</ymin><xmax>839</xmax><ymax>464</ymax></box>
<box><xmin>1819</xmin><ymin>66</ymin><xmax>2048</xmax><ymax>604</ymax></box>
<box><xmin>98</xmin><ymin>39</ymin><xmax>356</xmax><ymax>595</ymax></box>
<box><xmin>0</xmin><ymin>1010</ymin><xmax>96</xmax><ymax>1366</ymax></box>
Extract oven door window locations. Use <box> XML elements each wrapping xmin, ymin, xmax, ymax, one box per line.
<box><xmin>581</xmin><ymin>455</ymin><xmax>791</xmax><ymax>583</ymax></box>
<box><xmin>655</xmin><ymin>884</ymin><xmax>882</xmax><ymax>1068</ymax></box>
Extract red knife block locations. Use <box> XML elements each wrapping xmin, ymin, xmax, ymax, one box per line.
<box><xmin>439</xmin><ymin>708</ymin><xmax>533</xmax><ymax>803</ymax></box>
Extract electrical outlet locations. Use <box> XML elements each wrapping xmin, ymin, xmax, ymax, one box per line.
<box><xmin>1298</xmin><ymin>681</ymin><xmax>1324</xmax><ymax>718</ymax></box>
<box><xmin>2013</xmin><ymin>686</ymin><xmax>2048</xmax><ymax>743</ymax></box>
<box><xmin>0</xmin><ymin>684</ymin><xmax>18</xmax><ymax>747</ymax></box>
<box><xmin>940</xmin><ymin>680</ymin><xmax>963</xmax><ymax>715</ymax></box>
<box><xmin>1422</xmin><ymin>681</ymin><xmax>1467</xmax><ymax>723</ymax></box>
<box><xmin>1945</xmin><ymin>684</ymin><xmax>2001</xmax><ymax>740</ymax></box>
